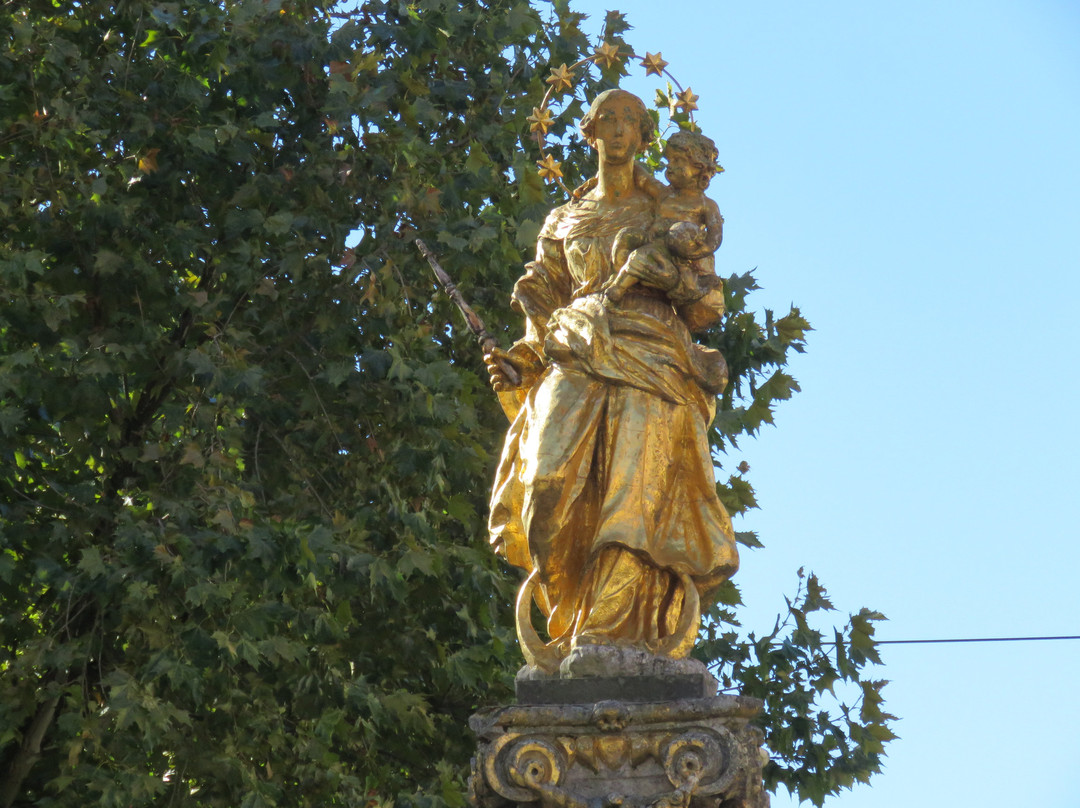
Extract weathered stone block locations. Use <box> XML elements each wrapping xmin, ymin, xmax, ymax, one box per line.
<box><xmin>469</xmin><ymin>693</ymin><xmax>769</xmax><ymax>808</ymax></box>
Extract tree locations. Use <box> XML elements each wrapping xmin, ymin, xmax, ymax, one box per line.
<box><xmin>0</xmin><ymin>1</ymin><xmax>892</xmax><ymax>806</ymax></box>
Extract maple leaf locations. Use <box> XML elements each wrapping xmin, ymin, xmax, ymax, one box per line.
<box><xmin>545</xmin><ymin>63</ymin><xmax>575</xmax><ymax>93</ymax></box>
<box><xmin>592</xmin><ymin>42</ymin><xmax>621</xmax><ymax>70</ymax></box>
<box><xmin>335</xmin><ymin>248</ymin><xmax>356</xmax><ymax>269</ymax></box>
<box><xmin>640</xmin><ymin>52</ymin><xmax>668</xmax><ymax>77</ymax></box>
<box><xmin>328</xmin><ymin>60</ymin><xmax>353</xmax><ymax>79</ymax></box>
<box><xmin>418</xmin><ymin>186</ymin><xmax>442</xmax><ymax>215</ymax></box>
<box><xmin>536</xmin><ymin>154</ymin><xmax>563</xmax><ymax>182</ymax></box>
<box><xmin>137</xmin><ymin>148</ymin><xmax>160</xmax><ymax>174</ymax></box>
<box><xmin>526</xmin><ymin>106</ymin><xmax>555</xmax><ymax>136</ymax></box>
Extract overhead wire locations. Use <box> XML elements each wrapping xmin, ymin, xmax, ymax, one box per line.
<box><xmin>876</xmin><ymin>634</ymin><xmax>1080</xmax><ymax>645</ymax></box>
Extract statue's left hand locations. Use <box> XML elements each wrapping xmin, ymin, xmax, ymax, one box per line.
<box><xmin>620</xmin><ymin>244</ymin><xmax>680</xmax><ymax>292</ymax></box>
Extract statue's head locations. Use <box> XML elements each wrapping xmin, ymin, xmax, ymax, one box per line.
<box><xmin>664</xmin><ymin>130</ymin><xmax>719</xmax><ymax>191</ymax></box>
<box><xmin>579</xmin><ymin>89</ymin><xmax>653</xmax><ymax>155</ymax></box>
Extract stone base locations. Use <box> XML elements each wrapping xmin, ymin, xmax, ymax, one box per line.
<box><xmin>516</xmin><ymin>673</ymin><xmax>712</xmax><ymax>705</ymax></box>
<box><xmin>470</xmin><ymin>689</ymin><xmax>769</xmax><ymax>808</ymax></box>
<box><xmin>515</xmin><ymin>644</ymin><xmax>720</xmax><ymax>704</ymax></box>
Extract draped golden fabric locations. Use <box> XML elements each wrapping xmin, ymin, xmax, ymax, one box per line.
<box><xmin>489</xmin><ymin>194</ymin><xmax>738</xmax><ymax>656</ymax></box>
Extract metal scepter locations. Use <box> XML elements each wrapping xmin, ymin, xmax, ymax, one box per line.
<box><xmin>415</xmin><ymin>239</ymin><xmax>522</xmax><ymax>387</ymax></box>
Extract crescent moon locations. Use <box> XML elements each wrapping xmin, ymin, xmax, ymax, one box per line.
<box><xmin>652</xmin><ymin>571</ymin><xmax>701</xmax><ymax>658</ymax></box>
<box><xmin>515</xmin><ymin>569</ymin><xmax>562</xmax><ymax>673</ymax></box>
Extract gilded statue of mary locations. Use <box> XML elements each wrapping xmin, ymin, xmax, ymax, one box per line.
<box><xmin>484</xmin><ymin>89</ymin><xmax>738</xmax><ymax>672</ymax></box>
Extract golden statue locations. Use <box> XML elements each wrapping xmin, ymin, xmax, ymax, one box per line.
<box><xmin>485</xmin><ymin>90</ymin><xmax>737</xmax><ymax>673</ymax></box>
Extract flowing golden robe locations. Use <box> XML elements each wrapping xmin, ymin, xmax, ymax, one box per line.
<box><xmin>489</xmin><ymin>193</ymin><xmax>738</xmax><ymax>654</ymax></box>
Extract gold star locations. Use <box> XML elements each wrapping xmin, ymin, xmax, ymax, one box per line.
<box><xmin>674</xmin><ymin>87</ymin><xmax>699</xmax><ymax>114</ymax></box>
<box><xmin>536</xmin><ymin>154</ymin><xmax>564</xmax><ymax>182</ymax></box>
<box><xmin>640</xmin><ymin>52</ymin><xmax>668</xmax><ymax>77</ymax></box>
<box><xmin>546</xmin><ymin>63</ymin><xmax>575</xmax><ymax>93</ymax></box>
<box><xmin>592</xmin><ymin>42</ymin><xmax>621</xmax><ymax>70</ymax></box>
<box><xmin>526</xmin><ymin>106</ymin><xmax>555</xmax><ymax>136</ymax></box>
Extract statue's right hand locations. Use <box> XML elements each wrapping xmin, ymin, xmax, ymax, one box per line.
<box><xmin>484</xmin><ymin>347</ymin><xmax>524</xmax><ymax>392</ymax></box>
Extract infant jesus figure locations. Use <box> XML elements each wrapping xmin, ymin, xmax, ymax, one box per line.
<box><xmin>602</xmin><ymin>130</ymin><xmax>725</xmax><ymax>308</ymax></box>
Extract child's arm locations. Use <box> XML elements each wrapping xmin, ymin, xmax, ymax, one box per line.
<box><xmin>634</xmin><ymin>163</ymin><xmax>668</xmax><ymax>199</ymax></box>
<box><xmin>601</xmin><ymin>268</ymin><xmax>638</xmax><ymax>303</ymax></box>
<box><xmin>702</xmin><ymin>196</ymin><xmax>724</xmax><ymax>253</ymax></box>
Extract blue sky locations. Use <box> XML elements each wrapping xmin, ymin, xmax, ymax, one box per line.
<box><xmin>567</xmin><ymin>1</ymin><xmax>1080</xmax><ymax>805</ymax></box>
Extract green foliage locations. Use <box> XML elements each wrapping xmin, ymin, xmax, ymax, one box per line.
<box><xmin>1</xmin><ymin>0</ymin><xmax>534</xmax><ymax>804</ymax></box>
<box><xmin>0</xmin><ymin>1</ymin><xmax>890</xmax><ymax>807</ymax></box>
<box><xmin>711</xmin><ymin>272</ymin><xmax>810</xmax><ymax>456</ymax></box>
<box><xmin>698</xmin><ymin>572</ymin><xmax>897</xmax><ymax>806</ymax></box>
<box><xmin>704</xmin><ymin>271</ymin><xmax>809</xmax><ymax>525</ymax></box>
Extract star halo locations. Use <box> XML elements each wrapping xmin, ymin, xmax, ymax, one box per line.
<box><xmin>532</xmin><ymin>45</ymin><xmax>702</xmax><ymax>197</ymax></box>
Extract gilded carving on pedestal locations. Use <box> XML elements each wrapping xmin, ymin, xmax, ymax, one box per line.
<box><xmin>470</xmin><ymin>697</ymin><xmax>769</xmax><ymax>808</ymax></box>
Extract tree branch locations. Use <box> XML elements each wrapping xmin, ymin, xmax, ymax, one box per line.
<box><xmin>0</xmin><ymin>694</ymin><xmax>61</xmax><ymax>808</ymax></box>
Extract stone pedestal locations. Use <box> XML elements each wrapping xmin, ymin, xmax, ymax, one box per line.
<box><xmin>469</xmin><ymin>649</ymin><xmax>769</xmax><ymax>808</ymax></box>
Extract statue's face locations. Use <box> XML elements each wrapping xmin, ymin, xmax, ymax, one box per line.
<box><xmin>590</xmin><ymin>95</ymin><xmax>643</xmax><ymax>165</ymax></box>
<box><xmin>664</xmin><ymin>147</ymin><xmax>698</xmax><ymax>190</ymax></box>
